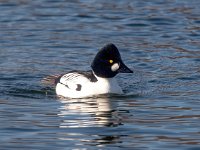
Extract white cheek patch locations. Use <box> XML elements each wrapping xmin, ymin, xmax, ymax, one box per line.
<box><xmin>111</xmin><ymin>63</ymin><xmax>120</xmax><ymax>72</ymax></box>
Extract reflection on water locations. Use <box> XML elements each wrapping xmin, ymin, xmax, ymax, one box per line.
<box><xmin>0</xmin><ymin>0</ymin><xmax>200</xmax><ymax>149</ymax></box>
<box><xmin>56</xmin><ymin>95</ymin><xmax>200</xmax><ymax>148</ymax></box>
<box><xmin>58</xmin><ymin>96</ymin><xmax>124</xmax><ymax>127</ymax></box>
<box><xmin>57</xmin><ymin>96</ymin><xmax>133</xmax><ymax>147</ymax></box>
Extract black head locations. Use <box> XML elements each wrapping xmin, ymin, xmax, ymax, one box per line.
<box><xmin>91</xmin><ymin>43</ymin><xmax>133</xmax><ymax>78</ymax></box>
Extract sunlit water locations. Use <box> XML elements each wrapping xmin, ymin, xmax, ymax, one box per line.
<box><xmin>0</xmin><ymin>0</ymin><xmax>200</xmax><ymax>149</ymax></box>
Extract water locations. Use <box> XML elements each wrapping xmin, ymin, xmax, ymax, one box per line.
<box><xmin>0</xmin><ymin>0</ymin><xmax>200</xmax><ymax>149</ymax></box>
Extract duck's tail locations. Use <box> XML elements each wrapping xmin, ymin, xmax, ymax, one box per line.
<box><xmin>41</xmin><ymin>74</ymin><xmax>61</xmax><ymax>86</ymax></box>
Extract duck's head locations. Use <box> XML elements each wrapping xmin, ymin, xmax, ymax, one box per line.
<box><xmin>91</xmin><ymin>43</ymin><xmax>133</xmax><ymax>78</ymax></box>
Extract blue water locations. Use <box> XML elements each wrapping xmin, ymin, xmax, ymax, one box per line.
<box><xmin>1</xmin><ymin>0</ymin><xmax>200</xmax><ymax>149</ymax></box>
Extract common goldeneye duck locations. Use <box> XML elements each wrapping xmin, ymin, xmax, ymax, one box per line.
<box><xmin>55</xmin><ymin>43</ymin><xmax>133</xmax><ymax>98</ymax></box>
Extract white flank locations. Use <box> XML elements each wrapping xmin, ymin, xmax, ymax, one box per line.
<box><xmin>56</xmin><ymin>73</ymin><xmax>123</xmax><ymax>98</ymax></box>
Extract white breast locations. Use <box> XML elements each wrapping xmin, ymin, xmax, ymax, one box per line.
<box><xmin>92</xmin><ymin>75</ymin><xmax>123</xmax><ymax>96</ymax></box>
<box><xmin>55</xmin><ymin>72</ymin><xmax>123</xmax><ymax>98</ymax></box>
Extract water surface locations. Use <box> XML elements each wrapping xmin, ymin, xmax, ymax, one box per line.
<box><xmin>0</xmin><ymin>0</ymin><xmax>200</xmax><ymax>149</ymax></box>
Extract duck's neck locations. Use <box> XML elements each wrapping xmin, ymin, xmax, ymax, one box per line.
<box><xmin>92</xmin><ymin>71</ymin><xmax>123</xmax><ymax>94</ymax></box>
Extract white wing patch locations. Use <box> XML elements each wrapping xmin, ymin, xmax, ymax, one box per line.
<box><xmin>59</xmin><ymin>72</ymin><xmax>90</xmax><ymax>91</ymax></box>
<box><xmin>56</xmin><ymin>71</ymin><xmax>123</xmax><ymax>98</ymax></box>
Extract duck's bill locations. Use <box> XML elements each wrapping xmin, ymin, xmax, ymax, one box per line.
<box><xmin>118</xmin><ymin>62</ymin><xmax>133</xmax><ymax>73</ymax></box>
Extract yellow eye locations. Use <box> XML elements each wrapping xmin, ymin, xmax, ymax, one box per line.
<box><xmin>109</xmin><ymin>59</ymin><xmax>113</xmax><ymax>63</ymax></box>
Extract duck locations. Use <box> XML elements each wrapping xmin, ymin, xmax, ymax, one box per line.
<box><xmin>46</xmin><ymin>43</ymin><xmax>133</xmax><ymax>98</ymax></box>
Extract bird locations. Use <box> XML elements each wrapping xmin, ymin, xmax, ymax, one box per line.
<box><xmin>43</xmin><ymin>43</ymin><xmax>133</xmax><ymax>98</ymax></box>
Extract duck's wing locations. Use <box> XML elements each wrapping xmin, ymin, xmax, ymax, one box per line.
<box><xmin>56</xmin><ymin>70</ymin><xmax>97</xmax><ymax>91</ymax></box>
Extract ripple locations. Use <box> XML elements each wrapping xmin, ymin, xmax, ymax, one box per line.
<box><xmin>1</xmin><ymin>0</ymin><xmax>200</xmax><ymax>150</ymax></box>
<box><xmin>125</xmin><ymin>23</ymin><xmax>150</xmax><ymax>27</ymax></box>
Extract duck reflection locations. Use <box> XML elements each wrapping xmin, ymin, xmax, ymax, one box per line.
<box><xmin>58</xmin><ymin>96</ymin><xmax>123</xmax><ymax>128</ymax></box>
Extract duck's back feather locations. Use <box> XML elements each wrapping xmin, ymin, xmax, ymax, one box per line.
<box><xmin>43</xmin><ymin>70</ymin><xmax>123</xmax><ymax>98</ymax></box>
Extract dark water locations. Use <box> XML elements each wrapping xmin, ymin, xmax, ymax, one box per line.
<box><xmin>1</xmin><ymin>0</ymin><xmax>200</xmax><ymax>149</ymax></box>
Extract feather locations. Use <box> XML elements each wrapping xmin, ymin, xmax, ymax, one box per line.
<box><xmin>41</xmin><ymin>74</ymin><xmax>62</xmax><ymax>86</ymax></box>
